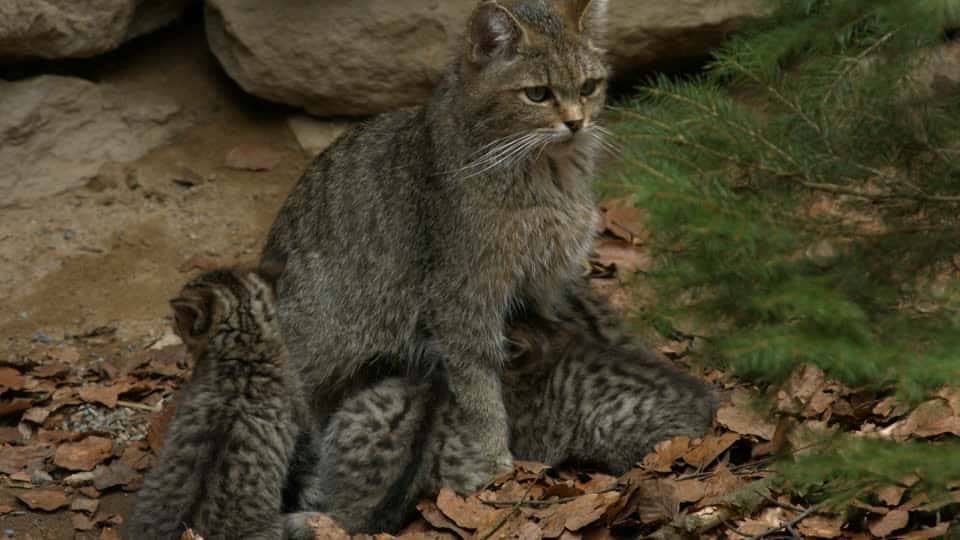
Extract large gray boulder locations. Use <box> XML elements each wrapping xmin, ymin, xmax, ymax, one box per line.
<box><xmin>0</xmin><ymin>75</ymin><xmax>189</xmax><ymax>206</ymax></box>
<box><xmin>0</xmin><ymin>0</ymin><xmax>192</xmax><ymax>60</ymax></box>
<box><xmin>204</xmin><ymin>0</ymin><xmax>764</xmax><ymax>117</ymax></box>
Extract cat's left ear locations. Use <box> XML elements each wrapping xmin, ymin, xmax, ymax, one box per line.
<box><xmin>467</xmin><ymin>1</ymin><xmax>528</xmax><ymax>65</ymax></box>
<box><xmin>560</xmin><ymin>0</ymin><xmax>608</xmax><ymax>39</ymax></box>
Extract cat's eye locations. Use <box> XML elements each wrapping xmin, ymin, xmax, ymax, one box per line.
<box><xmin>524</xmin><ymin>86</ymin><xmax>551</xmax><ymax>103</ymax></box>
<box><xmin>580</xmin><ymin>79</ymin><xmax>599</xmax><ymax>97</ymax></box>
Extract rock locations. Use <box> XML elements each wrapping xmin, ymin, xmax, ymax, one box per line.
<box><xmin>0</xmin><ymin>75</ymin><xmax>190</xmax><ymax>206</ymax></box>
<box><xmin>286</xmin><ymin>116</ymin><xmax>352</xmax><ymax>156</ymax></box>
<box><xmin>204</xmin><ymin>0</ymin><xmax>765</xmax><ymax>117</ymax></box>
<box><xmin>0</xmin><ymin>0</ymin><xmax>192</xmax><ymax>60</ymax></box>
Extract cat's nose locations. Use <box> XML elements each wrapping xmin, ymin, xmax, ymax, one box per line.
<box><xmin>564</xmin><ymin>119</ymin><xmax>584</xmax><ymax>133</ymax></box>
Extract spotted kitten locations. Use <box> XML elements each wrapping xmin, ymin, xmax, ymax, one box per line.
<box><xmin>127</xmin><ymin>266</ymin><xmax>306</xmax><ymax>540</ymax></box>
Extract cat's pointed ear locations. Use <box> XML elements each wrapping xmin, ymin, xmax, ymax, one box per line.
<box><xmin>467</xmin><ymin>1</ymin><xmax>527</xmax><ymax>65</ymax></box>
<box><xmin>170</xmin><ymin>288</ymin><xmax>216</xmax><ymax>345</ymax></box>
<box><xmin>560</xmin><ymin>0</ymin><xmax>608</xmax><ymax>39</ymax></box>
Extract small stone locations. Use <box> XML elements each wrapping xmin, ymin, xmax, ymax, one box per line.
<box><xmin>4</xmin><ymin>529</ymin><xmax>13</xmax><ymax>537</ymax></box>
<box><xmin>224</xmin><ymin>144</ymin><xmax>284</xmax><ymax>171</ymax></box>
<box><xmin>63</xmin><ymin>471</ymin><xmax>96</xmax><ymax>486</ymax></box>
<box><xmin>31</xmin><ymin>469</ymin><xmax>53</xmax><ymax>485</ymax></box>
<box><xmin>63</xmin><ymin>230</ymin><xmax>75</xmax><ymax>240</ymax></box>
<box><xmin>33</xmin><ymin>333</ymin><xmax>53</xmax><ymax>344</ymax></box>
<box><xmin>18</xmin><ymin>312</ymin><xmax>28</xmax><ymax>320</ymax></box>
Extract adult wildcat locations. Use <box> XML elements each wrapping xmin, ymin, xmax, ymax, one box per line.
<box><xmin>262</xmin><ymin>0</ymin><xmax>613</xmax><ymax>495</ymax></box>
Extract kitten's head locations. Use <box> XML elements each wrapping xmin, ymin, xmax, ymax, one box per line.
<box><xmin>458</xmin><ymin>0</ymin><xmax>610</xmax><ymax>168</ymax></box>
<box><xmin>170</xmin><ymin>262</ymin><xmax>285</xmax><ymax>356</ymax></box>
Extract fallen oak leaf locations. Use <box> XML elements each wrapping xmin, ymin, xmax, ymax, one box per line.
<box><xmin>560</xmin><ymin>492</ymin><xmax>621</xmax><ymax>531</ymax></box>
<box><xmin>716</xmin><ymin>389</ymin><xmax>777</xmax><ymax>440</ymax></box>
<box><xmin>681</xmin><ymin>432</ymin><xmax>740</xmax><ymax>469</ymax></box>
<box><xmin>437</xmin><ymin>488</ymin><xmax>501</xmax><ymax>530</ymax></box>
<box><xmin>868</xmin><ymin>508</ymin><xmax>909</xmax><ymax>538</ymax></box>
<box><xmin>418</xmin><ymin>500</ymin><xmax>471</xmax><ymax>539</ymax></box>
<box><xmin>0</xmin><ymin>397</ymin><xmax>33</xmax><ymax>417</ymax></box>
<box><xmin>0</xmin><ymin>442</ymin><xmax>55</xmax><ymax>474</ymax></box>
<box><xmin>0</xmin><ymin>367</ymin><xmax>26</xmax><ymax>393</ymax></box>
<box><xmin>796</xmin><ymin>515</ymin><xmax>844</xmax><ymax>539</ymax></box>
<box><xmin>92</xmin><ymin>461</ymin><xmax>140</xmax><ymax>491</ymax></box>
<box><xmin>54</xmin><ymin>436</ymin><xmax>114</xmax><ymax>472</ymax></box>
<box><xmin>16</xmin><ymin>488</ymin><xmax>70</xmax><ymax>511</ymax></box>
<box><xmin>642</xmin><ymin>436</ymin><xmax>691</xmax><ymax>473</ymax></box>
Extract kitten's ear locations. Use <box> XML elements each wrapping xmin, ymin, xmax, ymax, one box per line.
<box><xmin>257</xmin><ymin>252</ymin><xmax>287</xmax><ymax>292</ymax></box>
<box><xmin>467</xmin><ymin>1</ymin><xmax>527</xmax><ymax>65</ymax></box>
<box><xmin>560</xmin><ymin>0</ymin><xmax>608</xmax><ymax>39</ymax></box>
<box><xmin>170</xmin><ymin>288</ymin><xmax>217</xmax><ymax>344</ymax></box>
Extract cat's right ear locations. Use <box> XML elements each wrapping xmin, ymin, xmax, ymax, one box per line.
<box><xmin>170</xmin><ymin>288</ymin><xmax>216</xmax><ymax>345</ymax></box>
<box><xmin>467</xmin><ymin>1</ymin><xmax>527</xmax><ymax>65</ymax></box>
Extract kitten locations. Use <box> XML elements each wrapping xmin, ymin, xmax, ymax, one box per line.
<box><xmin>127</xmin><ymin>265</ymin><xmax>306</xmax><ymax>540</ymax></box>
<box><xmin>283</xmin><ymin>280</ymin><xmax>715</xmax><ymax>534</ymax></box>
<box><xmin>262</xmin><ymin>0</ymin><xmax>613</xmax><ymax>495</ymax></box>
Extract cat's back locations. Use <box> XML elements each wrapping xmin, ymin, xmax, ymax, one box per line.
<box><xmin>265</xmin><ymin>109</ymin><xmax>428</xmax><ymax>255</ymax></box>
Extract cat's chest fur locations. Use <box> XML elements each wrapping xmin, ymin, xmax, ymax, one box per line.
<box><xmin>466</xmin><ymin>158</ymin><xmax>598</xmax><ymax>310</ymax></box>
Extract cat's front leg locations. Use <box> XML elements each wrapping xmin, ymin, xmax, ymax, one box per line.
<box><xmin>433</xmin><ymin>335</ymin><xmax>514</xmax><ymax>494</ymax></box>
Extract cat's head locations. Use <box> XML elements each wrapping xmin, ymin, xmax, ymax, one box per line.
<box><xmin>170</xmin><ymin>262</ymin><xmax>285</xmax><ymax>356</ymax></box>
<box><xmin>458</xmin><ymin>0</ymin><xmax>610</xmax><ymax>166</ymax></box>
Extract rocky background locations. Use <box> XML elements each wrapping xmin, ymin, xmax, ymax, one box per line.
<box><xmin>0</xmin><ymin>1</ymin><xmax>763</xmax><ymax>538</ymax></box>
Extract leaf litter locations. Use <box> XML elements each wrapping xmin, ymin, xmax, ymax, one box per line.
<box><xmin>2</xmin><ymin>198</ymin><xmax>958</xmax><ymax>538</ymax></box>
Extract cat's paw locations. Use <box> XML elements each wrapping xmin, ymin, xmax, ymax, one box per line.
<box><xmin>439</xmin><ymin>436</ymin><xmax>514</xmax><ymax>494</ymax></box>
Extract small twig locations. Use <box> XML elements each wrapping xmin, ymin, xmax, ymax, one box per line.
<box><xmin>480</xmin><ymin>485</ymin><xmax>621</xmax><ymax>508</ymax></box>
<box><xmin>117</xmin><ymin>400</ymin><xmax>161</xmax><ymax>412</ymax></box>
<box><xmin>477</xmin><ymin>469</ymin><xmax>547</xmax><ymax>540</ymax></box>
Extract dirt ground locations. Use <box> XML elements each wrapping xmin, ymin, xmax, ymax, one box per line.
<box><xmin>0</xmin><ymin>16</ymin><xmax>316</xmax><ymax>539</ymax></box>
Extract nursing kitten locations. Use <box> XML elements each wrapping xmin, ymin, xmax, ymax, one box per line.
<box><xmin>282</xmin><ymin>281</ymin><xmax>715</xmax><ymax>535</ymax></box>
<box><xmin>127</xmin><ymin>266</ymin><xmax>306</xmax><ymax>540</ymax></box>
<box><xmin>262</xmin><ymin>0</ymin><xmax>612</xmax><ymax>495</ymax></box>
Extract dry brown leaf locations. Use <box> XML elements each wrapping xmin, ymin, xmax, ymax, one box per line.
<box><xmin>72</xmin><ymin>511</ymin><xmax>98</xmax><ymax>531</ymax></box>
<box><xmin>0</xmin><ymin>426</ymin><xmax>21</xmax><ymax>444</ymax></box>
<box><xmin>0</xmin><ymin>367</ymin><xmax>26</xmax><ymax>393</ymax></box>
<box><xmin>890</xmin><ymin>399</ymin><xmax>960</xmax><ymax>441</ymax></box>
<box><xmin>70</xmin><ymin>496</ymin><xmax>99</xmax><ymax>514</ymax></box>
<box><xmin>682</xmin><ymin>432</ymin><xmax>740</xmax><ymax>468</ymax></box>
<box><xmin>797</xmin><ymin>515</ymin><xmax>844</xmax><ymax>538</ymax></box>
<box><xmin>179</xmin><ymin>529</ymin><xmax>204</xmax><ymax>540</ymax></box>
<box><xmin>700</xmin><ymin>464</ymin><xmax>743</xmax><ymax>506</ymax></box>
<box><xmin>591</xmin><ymin>240</ymin><xmax>649</xmax><ymax>275</ymax></box>
<box><xmin>873</xmin><ymin>396</ymin><xmax>909</xmax><ymax>419</ymax></box>
<box><xmin>606</xmin><ymin>470</ymin><xmax>676</xmax><ymax>526</ymax></box>
<box><xmin>120</xmin><ymin>442</ymin><xmax>155</xmax><ymax>470</ymax></box>
<box><xmin>16</xmin><ymin>488</ymin><xmax>70</xmax><ymax>511</ymax></box>
<box><xmin>868</xmin><ymin>508</ymin><xmax>910</xmax><ymax>537</ymax></box>
<box><xmin>92</xmin><ymin>461</ymin><xmax>140</xmax><ymax>490</ymax></box>
<box><xmin>876</xmin><ymin>484</ymin><xmax>907</xmax><ymax>507</ymax></box>
<box><xmin>148</xmin><ymin>401</ymin><xmax>177</xmax><ymax>453</ymax></box>
<box><xmin>436</xmin><ymin>488</ymin><xmax>500</xmax><ymax>530</ymax></box>
<box><xmin>31</xmin><ymin>363</ymin><xmax>70</xmax><ymax>379</ymax></box>
<box><xmin>101</xmin><ymin>528</ymin><xmax>122</xmax><ymax>540</ymax></box>
<box><xmin>777</xmin><ymin>364</ymin><xmax>827</xmax><ymax>415</ymax></box>
<box><xmin>642</xmin><ymin>436</ymin><xmax>691</xmax><ymax>473</ymax></box>
<box><xmin>418</xmin><ymin>500</ymin><xmax>471</xmax><ymax>539</ymax></box>
<box><xmin>598</xmin><ymin>198</ymin><xmax>647</xmax><ymax>244</ymax></box>
<box><xmin>559</xmin><ymin>492</ymin><xmax>621</xmax><ymax>531</ymax></box>
<box><xmin>716</xmin><ymin>389</ymin><xmax>777</xmax><ymax>440</ymax></box>
<box><xmin>54</xmin><ymin>436</ymin><xmax>115</xmax><ymax>471</ymax></box>
<box><xmin>899</xmin><ymin>522</ymin><xmax>951</xmax><ymax>539</ymax></box>
<box><xmin>0</xmin><ymin>504</ymin><xmax>15</xmax><ymax>516</ymax></box>
<box><xmin>673</xmin><ymin>478</ymin><xmax>707</xmax><ymax>504</ymax></box>
<box><xmin>306</xmin><ymin>513</ymin><xmax>351</xmax><ymax>540</ymax></box>
<box><xmin>0</xmin><ymin>397</ymin><xmax>34</xmax><ymax>417</ymax></box>
<box><xmin>46</xmin><ymin>346</ymin><xmax>81</xmax><ymax>364</ymax></box>
<box><xmin>78</xmin><ymin>384</ymin><xmax>127</xmax><ymax>408</ymax></box>
<box><xmin>0</xmin><ymin>442</ymin><xmax>54</xmax><ymax>474</ymax></box>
